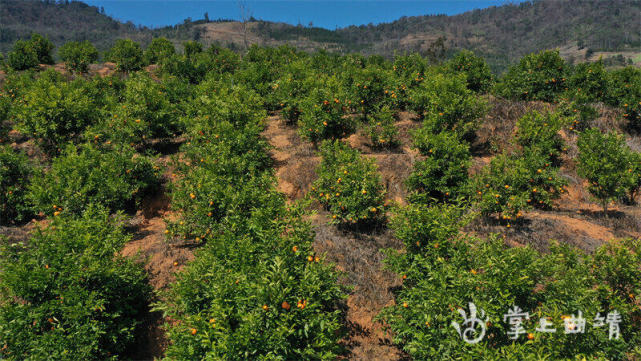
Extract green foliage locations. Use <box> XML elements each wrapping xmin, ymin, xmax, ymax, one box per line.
<box><xmin>345</xmin><ymin>65</ymin><xmax>391</xmax><ymax>117</ymax></box>
<box><xmin>606</xmin><ymin>66</ymin><xmax>641</xmax><ymax>130</ymax></box>
<box><xmin>471</xmin><ymin>152</ymin><xmax>567</xmax><ymax>220</ymax></box>
<box><xmin>12</xmin><ymin>72</ymin><xmax>100</xmax><ymax>154</ymax></box>
<box><xmin>27</xmin><ymin>33</ymin><xmax>55</xmax><ymax>65</ymax></box>
<box><xmin>407</xmin><ymin>131</ymin><xmax>471</xmax><ymax>204</ymax></box>
<box><xmin>381</xmin><ymin>204</ymin><xmax>641</xmax><ymax>360</ymax></box>
<box><xmin>514</xmin><ymin>111</ymin><xmax>566</xmax><ymax>162</ymax></box>
<box><xmin>408</xmin><ymin>72</ymin><xmax>487</xmax><ymax>139</ymax></box>
<box><xmin>364</xmin><ymin>105</ymin><xmax>399</xmax><ymax>149</ymax></box>
<box><xmin>144</xmin><ymin>37</ymin><xmax>175</xmax><ymax>65</ymax></box>
<box><xmin>161</xmin><ymin>88</ymin><xmax>346</xmax><ymax>359</ymax></box>
<box><xmin>495</xmin><ymin>50</ymin><xmax>567</xmax><ymax>102</ymax></box>
<box><xmin>58</xmin><ymin>41</ymin><xmax>99</xmax><ymax>74</ymax></box>
<box><xmin>446</xmin><ymin>50</ymin><xmax>494</xmax><ymax>92</ymax></box>
<box><xmin>88</xmin><ymin>72</ymin><xmax>181</xmax><ymax>145</ymax></box>
<box><xmin>7</xmin><ymin>34</ymin><xmax>54</xmax><ymax>70</ymax></box>
<box><xmin>0</xmin><ymin>206</ymin><xmax>152</xmax><ymax>361</ymax></box>
<box><xmin>28</xmin><ymin>143</ymin><xmax>160</xmax><ymax>217</ymax></box>
<box><xmin>182</xmin><ymin>40</ymin><xmax>203</xmax><ymax>58</ymax></box>
<box><xmin>106</xmin><ymin>39</ymin><xmax>144</xmax><ymax>73</ymax></box>
<box><xmin>567</xmin><ymin>59</ymin><xmax>607</xmax><ymax>103</ymax></box>
<box><xmin>7</xmin><ymin>39</ymin><xmax>39</xmax><ymax>71</ymax></box>
<box><xmin>298</xmin><ymin>77</ymin><xmax>353</xmax><ymax>142</ymax></box>
<box><xmin>629</xmin><ymin>151</ymin><xmax>641</xmax><ymax>203</ymax></box>
<box><xmin>557</xmin><ymin>92</ymin><xmax>599</xmax><ymax>133</ymax></box>
<box><xmin>311</xmin><ymin>140</ymin><xmax>387</xmax><ymax>227</ymax></box>
<box><xmin>0</xmin><ymin>146</ymin><xmax>33</xmax><ymax>225</ymax></box>
<box><xmin>576</xmin><ymin>129</ymin><xmax>636</xmax><ymax>214</ymax></box>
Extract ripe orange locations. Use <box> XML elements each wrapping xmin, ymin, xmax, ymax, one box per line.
<box><xmin>527</xmin><ymin>333</ymin><xmax>534</xmax><ymax>340</ymax></box>
<box><xmin>281</xmin><ymin>301</ymin><xmax>291</xmax><ymax>310</ymax></box>
<box><xmin>307</xmin><ymin>255</ymin><xmax>314</xmax><ymax>262</ymax></box>
<box><xmin>191</xmin><ymin>328</ymin><xmax>197</xmax><ymax>335</ymax></box>
<box><xmin>262</xmin><ymin>304</ymin><xmax>269</xmax><ymax>311</ymax></box>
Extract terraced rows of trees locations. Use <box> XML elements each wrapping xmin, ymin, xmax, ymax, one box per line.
<box><xmin>0</xmin><ymin>34</ymin><xmax>640</xmax><ymax>360</ymax></box>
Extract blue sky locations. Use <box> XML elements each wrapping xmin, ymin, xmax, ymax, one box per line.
<box><xmin>83</xmin><ymin>0</ymin><xmax>529</xmax><ymax>30</ymax></box>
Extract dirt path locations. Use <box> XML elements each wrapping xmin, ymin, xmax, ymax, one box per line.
<box><xmin>262</xmin><ymin>114</ymin><xmax>409</xmax><ymax>361</ymax></box>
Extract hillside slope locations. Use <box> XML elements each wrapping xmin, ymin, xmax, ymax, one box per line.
<box><xmin>2</xmin><ymin>0</ymin><xmax>640</xmax><ymax>71</ymax></box>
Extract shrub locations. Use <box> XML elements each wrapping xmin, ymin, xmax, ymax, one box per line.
<box><xmin>606</xmin><ymin>66</ymin><xmax>641</xmax><ymax>130</ymax></box>
<box><xmin>28</xmin><ymin>143</ymin><xmax>160</xmax><ymax>217</ymax></box>
<box><xmin>364</xmin><ymin>105</ymin><xmax>399</xmax><ymax>149</ymax></box>
<box><xmin>407</xmin><ymin>131</ymin><xmax>471</xmax><ymax>204</ymax></box>
<box><xmin>7</xmin><ymin>40</ymin><xmax>39</xmax><ymax>71</ymax></box>
<box><xmin>90</xmin><ymin>72</ymin><xmax>181</xmax><ymax>145</ymax></box>
<box><xmin>0</xmin><ymin>146</ymin><xmax>33</xmax><ymax>225</ymax></box>
<box><xmin>446</xmin><ymin>50</ymin><xmax>494</xmax><ymax>92</ymax></box>
<box><xmin>12</xmin><ymin>74</ymin><xmax>100</xmax><ymax>154</ymax></box>
<box><xmin>0</xmin><ymin>206</ymin><xmax>152</xmax><ymax>361</ymax></box>
<box><xmin>557</xmin><ymin>92</ymin><xmax>599</xmax><ymax>133</ymax></box>
<box><xmin>144</xmin><ymin>37</ymin><xmax>175</xmax><ymax>65</ymax></box>
<box><xmin>471</xmin><ymin>152</ymin><xmax>567</xmax><ymax>221</ymax></box>
<box><xmin>514</xmin><ymin>110</ymin><xmax>567</xmax><ymax>162</ymax></box>
<box><xmin>27</xmin><ymin>33</ymin><xmax>55</xmax><ymax>65</ymax></box>
<box><xmin>577</xmin><ymin>129</ymin><xmax>636</xmax><ymax>215</ymax></box>
<box><xmin>495</xmin><ymin>50</ymin><xmax>567</xmax><ymax>102</ymax></box>
<box><xmin>311</xmin><ymin>140</ymin><xmax>387</xmax><ymax>227</ymax></box>
<box><xmin>567</xmin><ymin>60</ymin><xmax>607</xmax><ymax>103</ymax></box>
<box><xmin>160</xmin><ymin>208</ymin><xmax>346</xmax><ymax>361</ymax></box>
<box><xmin>58</xmin><ymin>41</ymin><xmax>99</xmax><ymax>74</ymax></box>
<box><xmin>346</xmin><ymin>65</ymin><xmax>391</xmax><ymax>117</ymax></box>
<box><xmin>381</xmin><ymin>204</ymin><xmax>641</xmax><ymax>360</ymax></box>
<box><xmin>408</xmin><ymin>72</ymin><xmax>487</xmax><ymax>139</ymax></box>
<box><xmin>298</xmin><ymin>77</ymin><xmax>353</xmax><ymax>142</ymax></box>
<box><xmin>182</xmin><ymin>41</ymin><xmax>203</xmax><ymax>59</ymax></box>
<box><xmin>106</xmin><ymin>39</ymin><xmax>144</xmax><ymax>73</ymax></box>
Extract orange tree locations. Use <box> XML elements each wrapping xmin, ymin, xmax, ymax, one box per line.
<box><xmin>269</xmin><ymin>59</ymin><xmax>316</xmax><ymax>124</ymax></box>
<box><xmin>160</xmin><ymin>91</ymin><xmax>347</xmax><ymax>359</ymax></box>
<box><xmin>606</xmin><ymin>66</ymin><xmax>641</xmax><ymax>130</ymax></box>
<box><xmin>0</xmin><ymin>206</ymin><xmax>152</xmax><ymax>361</ymax></box>
<box><xmin>576</xmin><ymin>128</ymin><xmax>636</xmax><ymax>215</ymax></box>
<box><xmin>310</xmin><ymin>140</ymin><xmax>387</xmax><ymax>227</ymax></box>
<box><xmin>408</xmin><ymin>72</ymin><xmax>487</xmax><ymax>140</ymax></box>
<box><xmin>7</xmin><ymin>34</ymin><xmax>54</xmax><ymax>70</ymax></box>
<box><xmin>143</xmin><ymin>37</ymin><xmax>176</xmax><ymax>65</ymax></box>
<box><xmin>298</xmin><ymin>76</ymin><xmax>353</xmax><ymax>142</ymax></box>
<box><xmin>391</xmin><ymin>53</ymin><xmax>428</xmax><ymax>109</ymax></box>
<box><xmin>470</xmin><ymin>151</ymin><xmax>566</xmax><ymax>222</ymax></box>
<box><xmin>88</xmin><ymin>72</ymin><xmax>182</xmax><ymax>146</ymax></box>
<box><xmin>106</xmin><ymin>39</ymin><xmax>144</xmax><ymax>73</ymax></box>
<box><xmin>407</xmin><ymin>130</ymin><xmax>471</xmax><ymax>204</ymax></box>
<box><xmin>566</xmin><ymin>59</ymin><xmax>608</xmax><ymax>103</ymax></box>
<box><xmin>344</xmin><ymin>64</ymin><xmax>391</xmax><ymax>118</ymax></box>
<box><xmin>58</xmin><ymin>40</ymin><xmax>99</xmax><ymax>74</ymax></box>
<box><xmin>380</xmin><ymin>202</ymin><xmax>641</xmax><ymax>360</ymax></box>
<box><xmin>495</xmin><ymin>50</ymin><xmax>567</xmax><ymax>102</ymax></box>
<box><xmin>446</xmin><ymin>49</ymin><xmax>494</xmax><ymax>93</ymax></box>
<box><xmin>364</xmin><ymin>105</ymin><xmax>400</xmax><ymax>149</ymax></box>
<box><xmin>28</xmin><ymin>143</ymin><xmax>160</xmax><ymax>217</ymax></box>
<box><xmin>0</xmin><ymin>145</ymin><xmax>33</xmax><ymax>225</ymax></box>
<box><xmin>12</xmin><ymin>70</ymin><xmax>101</xmax><ymax>154</ymax></box>
<box><xmin>513</xmin><ymin>110</ymin><xmax>567</xmax><ymax>164</ymax></box>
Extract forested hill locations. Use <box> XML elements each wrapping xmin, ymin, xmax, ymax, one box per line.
<box><xmin>2</xmin><ymin>0</ymin><xmax>640</xmax><ymax>72</ymax></box>
<box><xmin>335</xmin><ymin>0</ymin><xmax>641</xmax><ymax>71</ymax></box>
<box><xmin>0</xmin><ymin>0</ymin><xmax>151</xmax><ymax>53</ymax></box>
